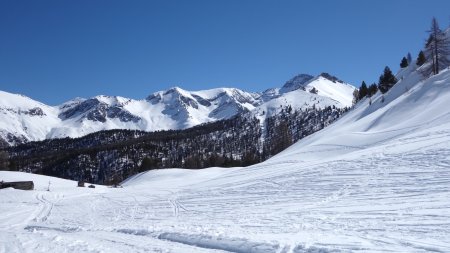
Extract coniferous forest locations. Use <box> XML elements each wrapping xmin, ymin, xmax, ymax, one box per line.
<box><xmin>1</xmin><ymin>106</ymin><xmax>348</xmax><ymax>184</ymax></box>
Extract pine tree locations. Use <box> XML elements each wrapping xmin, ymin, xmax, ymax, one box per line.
<box><xmin>368</xmin><ymin>83</ymin><xmax>378</xmax><ymax>97</ymax></box>
<box><xmin>416</xmin><ymin>50</ymin><xmax>426</xmax><ymax>66</ymax></box>
<box><xmin>422</xmin><ymin>17</ymin><xmax>450</xmax><ymax>76</ymax></box>
<box><xmin>358</xmin><ymin>81</ymin><xmax>368</xmax><ymax>100</ymax></box>
<box><xmin>378</xmin><ymin>66</ymin><xmax>398</xmax><ymax>94</ymax></box>
<box><xmin>400</xmin><ymin>57</ymin><xmax>409</xmax><ymax>68</ymax></box>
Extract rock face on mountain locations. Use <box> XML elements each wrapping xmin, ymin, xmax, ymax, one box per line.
<box><xmin>0</xmin><ymin>73</ymin><xmax>355</xmax><ymax>145</ymax></box>
<box><xmin>59</xmin><ymin>97</ymin><xmax>141</xmax><ymax>123</ymax></box>
<box><xmin>279</xmin><ymin>73</ymin><xmax>314</xmax><ymax>93</ymax></box>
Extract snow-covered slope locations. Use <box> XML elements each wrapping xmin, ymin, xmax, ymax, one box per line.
<box><xmin>0</xmin><ymin>74</ymin><xmax>355</xmax><ymax>145</ymax></box>
<box><xmin>1</xmin><ymin>68</ymin><xmax>450</xmax><ymax>252</ymax></box>
<box><xmin>253</xmin><ymin>73</ymin><xmax>355</xmax><ymax>124</ymax></box>
<box><xmin>0</xmin><ymin>91</ymin><xmax>60</xmax><ymax>144</ymax></box>
<box><xmin>304</xmin><ymin>73</ymin><xmax>355</xmax><ymax>107</ymax></box>
<box><xmin>262</xmin><ymin>72</ymin><xmax>355</xmax><ymax>108</ymax></box>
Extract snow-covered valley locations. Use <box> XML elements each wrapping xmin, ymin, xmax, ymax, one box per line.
<box><xmin>1</xmin><ymin>67</ymin><xmax>450</xmax><ymax>252</ymax></box>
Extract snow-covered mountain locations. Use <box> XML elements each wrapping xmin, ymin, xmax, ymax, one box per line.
<box><xmin>0</xmin><ymin>91</ymin><xmax>60</xmax><ymax>145</ymax></box>
<box><xmin>0</xmin><ymin>73</ymin><xmax>355</xmax><ymax>145</ymax></box>
<box><xmin>255</xmin><ymin>73</ymin><xmax>355</xmax><ymax>121</ymax></box>
<box><xmin>261</xmin><ymin>72</ymin><xmax>355</xmax><ymax>107</ymax></box>
<box><xmin>2</xmin><ymin>66</ymin><xmax>450</xmax><ymax>252</ymax></box>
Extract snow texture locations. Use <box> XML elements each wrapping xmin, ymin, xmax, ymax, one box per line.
<box><xmin>1</xmin><ymin>68</ymin><xmax>450</xmax><ymax>252</ymax></box>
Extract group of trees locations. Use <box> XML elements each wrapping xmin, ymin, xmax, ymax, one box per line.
<box><xmin>0</xmin><ymin>151</ymin><xmax>8</xmax><ymax>170</ymax></box>
<box><xmin>263</xmin><ymin>105</ymin><xmax>348</xmax><ymax>158</ymax></box>
<box><xmin>354</xmin><ymin>17</ymin><xmax>449</xmax><ymax>104</ymax></box>
<box><xmin>401</xmin><ymin>18</ymin><xmax>449</xmax><ymax>76</ymax></box>
<box><xmin>4</xmin><ymin>105</ymin><xmax>348</xmax><ymax>184</ymax></box>
<box><xmin>353</xmin><ymin>81</ymin><xmax>378</xmax><ymax>104</ymax></box>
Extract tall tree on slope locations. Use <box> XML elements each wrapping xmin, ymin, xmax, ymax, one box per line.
<box><xmin>422</xmin><ymin>17</ymin><xmax>450</xmax><ymax>76</ymax></box>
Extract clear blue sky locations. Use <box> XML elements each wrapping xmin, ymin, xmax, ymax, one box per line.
<box><xmin>1</xmin><ymin>0</ymin><xmax>449</xmax><ymax>104</ymax></box>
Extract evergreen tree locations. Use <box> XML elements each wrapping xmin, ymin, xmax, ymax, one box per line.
<box><xmin>358</xmin><ymin>81</ymin><xmax>368</xmax><ymax>100</ymax></box>
<box><xmin>400</xmin><ymin>57</ymin><xmax>409</xmax><ymax>68</ymax></box>
<box><xmin>378</xmin><ymin>66</ymin><xmax>398</xmax><ymax>94</ymax></box>
<box><xmin>368</xmin><ymin>83</ymin><xmax>378</xmax><ymax>97</ymax></box>
<box><xmin>422</xmin><ymin>17</ymin><xmax>450</xmax><ymax>76</ymax></box>
<box><xmin>416</xmin><ymin>50</ymin><xmax>426</xmax><ymax>66</ymax></box>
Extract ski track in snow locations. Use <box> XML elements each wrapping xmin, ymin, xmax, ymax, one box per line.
<box><xmin>1</xmin><ymin>135</ymin><xmax>450</xmax><ymax>252</ymax></box>
<box><xmin>1</xmin><ymin>70</ymin><xmax>450</xmax><ymax>252</ymax></box>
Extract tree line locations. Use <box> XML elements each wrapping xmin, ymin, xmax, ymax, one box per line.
<box><xmin>1</xmin><ymin>105</ymin><xmax>347</xmax><ymax>185</ymax></box>
<box><xmin>353</xmin><ymin>18</ymin><xmax>449</xmax><ymax>104</ymax></box>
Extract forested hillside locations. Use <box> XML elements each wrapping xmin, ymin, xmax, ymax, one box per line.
<box><xmin>2</xmin><ymin>106</ymin><xmax>348</xmax><ymax>184</ymax></box>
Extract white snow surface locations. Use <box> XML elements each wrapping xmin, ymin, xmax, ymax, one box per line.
<box><xmin>1</xmin><ymin>69</ymin><xmax>450</xmax><ymax>252</ymax></box>
<box><xmin>303</xmin><ymin>77</ymin><xmax>355</xmax><ymax>107</ymax></box>
<box><xmin>0</xmin><ymin>75</ymin><xmax>355</xmax><ymax>145</ymax></box>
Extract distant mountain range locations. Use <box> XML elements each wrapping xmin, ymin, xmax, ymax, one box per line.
<box><xmin>0</xmin><ymin>73</ymin><xmax>355</xmax><ymax>146</ymax></box>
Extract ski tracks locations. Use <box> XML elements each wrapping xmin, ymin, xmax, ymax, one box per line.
<box><xmin>168</xmin><ymin>196</ymin><xmax>188</xmax><ymax>218</ymax></box>
<box><xmin>32</xmin><ymin>192</ymin><xmax>63</xmax><ymax>223</ymax></box>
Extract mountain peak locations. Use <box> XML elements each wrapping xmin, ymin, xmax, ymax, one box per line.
<box><xmin>0</xmin><ymin>72</ymin><xmax>355</xmax><ymax>145</ymax></box>
<box><xmin>318</xmin><ymin>72</ymin><xmax>344</xmax><ymax>83</ymax></box>
<box><xmin>164</xmin><ymin>86</ymin><xmax>189</xmax><ymax>95</ymax></box>
<box><xmin>280</xmin><ymin>74</ymin><xmax>314</xmax><ymax>93</ymax></box>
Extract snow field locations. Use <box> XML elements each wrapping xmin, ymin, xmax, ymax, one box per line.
<box><xmin>1</xmin><ymin>70</ymin><xmax>450</xmax><ymax>252</ymax></box>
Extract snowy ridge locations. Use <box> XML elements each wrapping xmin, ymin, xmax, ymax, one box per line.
<box><xmin>0</xmin><ymin>73</ymin><xmax>355</xmax><ymax>145</ymax></box>
<box><xmin>262</xmin><ymin>73</ymin><xmax>355</xmax><ymax>108</ymax></box>
<box><xmin>1</xmin><ymin>68</ymin><xmax>450</xmax><ymax>252</ymax></box>
<box><xmin>304</xmin><ymin>75</ymin><xmax>355</xmax><ymax>107</ymax></box>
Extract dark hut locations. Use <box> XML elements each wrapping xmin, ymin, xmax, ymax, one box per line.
<box><xmin>0</xmin><ymin>181</ymin><xmax>34</xmax><ymax>190</ymax></box>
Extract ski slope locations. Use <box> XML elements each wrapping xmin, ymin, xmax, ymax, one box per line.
<box><xmin>1</xmin><ymin>69</ymin><xmax>450</xmax><ymax>252</ymax></box>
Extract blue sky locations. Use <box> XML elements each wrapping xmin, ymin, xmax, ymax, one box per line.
<box><xmin>1</xmin><ymin>0</ymin><xmax>449</xmax><ymax>104</ymax></box>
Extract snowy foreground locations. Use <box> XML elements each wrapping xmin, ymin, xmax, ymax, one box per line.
<box><xmin>1</xmin><ymin>70</ymin><xmax>450</xmax><ymax>252</ymax></box>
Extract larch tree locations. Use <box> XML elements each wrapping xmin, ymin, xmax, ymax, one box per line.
<box><xmin>422</xmin><ymin>17</ymin><xmax>450</xmax><ymax>76</ymax></box>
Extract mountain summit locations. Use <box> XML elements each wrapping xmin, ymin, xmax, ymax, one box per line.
<box><xmin>280</xmin><ymin>74</ymin><xmax>314</xmax><ymax>93</ymax></box>
<box><xmin>0</xmin><ymin>73</ymin><xmax>355</xmax><ymax>145</ymax></box>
